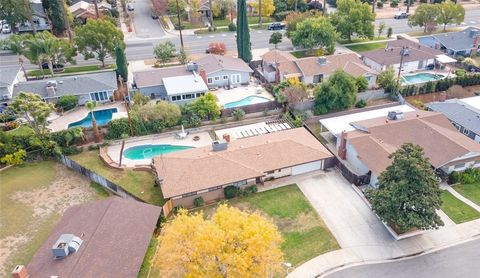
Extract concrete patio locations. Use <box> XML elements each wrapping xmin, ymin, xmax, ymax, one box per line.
<box><xmin>212</xmin><ymin>80</ymin><xmax>274</xmax><ymax>107</ymax></box>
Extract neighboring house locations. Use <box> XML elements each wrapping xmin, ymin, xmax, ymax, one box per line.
<box><xmin>195</xmin><ymin>54</ymin><xmax>253</xmax><ymax>89</ymax></box>
<box><xmin>418</xmin><ymin>27</ymin><xmax>480</xmax><ymax>57</ymax></box>
<box><xmin>426</xmin><ymin>96</ymin><xmax>480</xmax><ymax>143</ymax></box>
<box><xmin>133</xmin><ymin>54</ymin><xmax>252</xmax><ymax>103</ymax></box>
<box><xmin>13</xmin><ymin>71</ymin><xmax>118</xmax><ymax>105</ymax></box>
<box><xmin>69</xmin><ymin>0</ymin><xmax>112</xmax><ymax>22</ymax></box>
<box><xmin>0</xmin><ymin>66</ymin><xmax>21</xmax><ymax>102</ymax></box>
<box><xmin>153</xmin><ymin>128</ymin><xmax>334</xmax><ymax>207</ymax></box>
<box><xmin>361</xmin><ymin>38</ymin><xmax>452</xmax><ymax>73</ymax></box>
<box><xmin>18</xmin><ymin>1</ymin><xmax>51</xmax><ymax>33</ymax></box>
<box><xmin>22</xmin><ymin>197</ymin><xmax>161</xmax><ymax>278</ymax></box>
<box><xmin>260</xmin><ymin>50</ymin><xmax>378</xmax><ymax>88</ymax></box>
<box><xmin>320</xmin><ymin>106</ymin><xmax>480</xmax><ymax>187</ymax></box>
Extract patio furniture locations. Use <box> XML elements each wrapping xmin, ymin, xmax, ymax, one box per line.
<box><xmin>193</xmin><ymin>135</ymin><xmax>200</xmax><ymax>141</ymax></box>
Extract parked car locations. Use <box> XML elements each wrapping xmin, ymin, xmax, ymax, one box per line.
<box><xmin>151</xmin><ymin>12</ymin><xmax>159</xmax><ymax>19</ymax></box>
<box><xmin>2</xmin><ymin>24</ymin><xmax>11</xmax><ymax>34</ymax></box>
<box><xmin>127</xmin><ymin>3</ymin><xmax>134</xmax><ymax>11</ymax></box>
<box><xmin>394</xmin><ymin>12</ymin><xmax>409</xmax><ymax>19</ymax></box>
<box><xmin>266</xmin><ymin>22</ymin><xmax>286</xmax><ymax>31</ymax></box>
<box><xmin>425</xmin><ymin>64</ymin><xmax>435</xmax><ymax>70</ymax></box>
<box><xmin>41</xmin><ymin>62</ymin><xmax>64</xmax><ymax>72</ymax></box>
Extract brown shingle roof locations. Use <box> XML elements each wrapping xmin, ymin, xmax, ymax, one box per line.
<box><xmin>361</xmin><ymin>38</ymin><xmax>443</xmax><ymax>66</ymax></box>
<box><xmin>348</xmin><ymin>111</ymin><xmax>480</xmax><ymax>175</ymax></box>
<box><xmin>154</xmin><ymin>128</ymin><xmax>333</xmax><ymax>198</ymax></box>
<box><xmin>295</xmin><ymin>53</ymin><xmax>377</xmax><ymax>77</ymax></box>
<box><xmin>261</xmin><ymin>50</ymin><xmax>302</xmax><ymax>77</ymax></box>
<box><xmin>195</xmin><ymin>54</ymin><xmax>253</xmax><ymax>74</ymax></box>
<box><xmin>26</xmin><ymin>197</ymin><xmax>161</xmax><ymax>278</ymax></box>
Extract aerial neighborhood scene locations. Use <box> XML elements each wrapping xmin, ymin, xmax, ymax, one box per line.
<box><xmin>2</xmin><ymin>0</ymin><xmax>480</xmax><ymax>277</ymax></box>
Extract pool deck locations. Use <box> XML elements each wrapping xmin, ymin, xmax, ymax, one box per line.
<box><xmin>212</xmin><ymin>81</ymin><xmax>274</xmax><ymax>107</ymax></box>
<box><xmin>48</xmin><ymin>102</ymin><xmax>127</xmax><ymax>132</ymax></box>
<box><xmin>107</xmin><ymin>131</ymin><xmax>213</xmax><ymax>167</ymax></box>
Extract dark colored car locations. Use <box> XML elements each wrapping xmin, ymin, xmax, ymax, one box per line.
<box><xmin>425</xmin><ymin>64</ymin><xmax>435</xmax><ymax>70</ymax></box>
<box><xmin>41</xmin><ymin>62</ymin><xmax>64</xmax><ymax>72</ymax></box>
<box><xmin>151</xmin><ymin>12</ymin><xmax>159</xmax><ymax>19</ymax></box>
<box><xmin>394</xmin><ymin>12</ymin><xmax>409</xmax><ymax>19</ymax></box>
<box><xmin>266</xmin><ymin>22</ymin><xmax>286</xmax><ymax>31</ymax></box>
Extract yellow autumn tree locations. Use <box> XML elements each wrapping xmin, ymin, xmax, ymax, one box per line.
<box><xmin>155</xmin><ymin>205</ymin><xmax>284</xmax><ymax>278</ymax></box>
<box><xmin>250</xmin><ymin>0</ymin><xmax>276</xmax><ymax>17</ymax></box>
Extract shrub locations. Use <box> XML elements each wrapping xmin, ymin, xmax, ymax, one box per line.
<box><xmin>377</xmin><ymin>1</ymin><xmax>383</xmax><ymax>8</ymax></box>
<box><xmin>2</xmin><ymin>121</ymin><xmax>19</xmax><ymax>131</ymax></box>
<box><xmin>0</xmin><ymin>149</ymin><xmax>26</xmax><ymax>165</ymax></box>
<box><xmin>355</xmin><ymin>99</ymin><xmax>367</xmax><ymax>108</ymax></box>
<box><xmin>455</xmin><ymin>69</ymin><xmax>466</xmax><ymax>77</ymax></box>
<box><xmin>224</xmin><ymin>186</ymin><xmax>239</xmax><ymax>199</ymax></box>
<box><xmin>231</xmin><ymin>108</ymin><xmax>245</xmax><ymax>121</ymax></box>
<box><xmin>57</xmin><ymin>95</ymin><xmax>79</xmax><ymax>111</ymax></box>
<box><xmin>193</xmin><ymin>197</ymin><xmax>205</xmax><ymax>207</ymax></box>
<box><xmin>61</xmin><ymin>146</ymin><xmax>82</xmax><ymax>155</ymax></box>
<box><xmin>0</xmin><ymin>113</ymin><xmax>16</xmax><ymax>123</ymax></box>
<box><xmin>273</xmin><ymin>11</ymin><xmax>291</xmax><ymax>21</ymax></box>
<box><xmin>245</xmin><ymin>185</ymin><xmax>258</xmax><ymax>194</ymax></box>
<box><xmin>106</xmin><ymin>118</ymin><xmax>131</xmax><ymax>139</ymax></box>
<box><xmin>228</xmin><ymin>22</ymin><xmax>236</xmax><ymax>31</ymax></box>
<box><xmin>449</xmin><ymin>168</ymin><xmax>480</xmax><ymax>184</ymax></box>
<box><xmin>390</xmin><ymin>0</ymin><xmax>398</xmax><ymax>7</ymax></box>
<box><xmin>208</xmin><ymin>42</ymin><xmax>226</xmax><ymax>55</ymax></box>
<box><xmin>355</xmin><ymin>76</ymin><xmax>369</xmax><ymax>92</ymax></box>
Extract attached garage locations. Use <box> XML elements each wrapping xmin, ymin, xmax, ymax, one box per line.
<box><xmin>291</xmin><ymin>160</ymin><xmax>323</xmax><ymax>175</ymax></box>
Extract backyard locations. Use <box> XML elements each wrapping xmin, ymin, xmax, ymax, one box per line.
<box><xmin>440</xmin><ymin>191</ymin><xmax>480</xmax><ymax>224</ymax></box>
<box><xmin>0</xmin><ymin>161</ymin><xmax>108</xmax><ymax>277</ymax></box>
<box><xmin>346</xmin><ymin>42</ymin><xmax>387</xmax><ymax>52</ymax></box>
<box><xmin>69</xmin><ymin>151</ymin><xmax>163</xmax><ymax>205</ymax></box>
<box><xmin>453</xmin><ymin>183</ymin><xmax>480</xmax><ymax>206</ymax></box>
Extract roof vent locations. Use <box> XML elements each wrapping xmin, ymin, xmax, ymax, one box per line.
<box><xmin>317</xmin><ymin>56</ymin><xmax>327</xmax><ymax>65</ymax></box>
<box><xmin>186</xmin><ymin>62</ymin><xmax>198</xmax><ymax>72</ymax></box>
<box><xmin>387</xmin><ymin>111</ymin><xmax>405</xmax><ymax>120</ymax></box>
<box><xmin>212</xmin><ymin>140</ymin><xmax>228</xmax><ymax>152</ymax></box>
<box><xmin>51</xmin><ymin>234</ymin><xmax>83</xmax><ymax>259</ymax></box>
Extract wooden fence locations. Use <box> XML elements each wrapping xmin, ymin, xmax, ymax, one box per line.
<box><xmin>59</xmin><ymin>155</ymin><xmax>144</xmax><ymax>202</ymax></box>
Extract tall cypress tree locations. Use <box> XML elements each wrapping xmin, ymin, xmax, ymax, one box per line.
<box><xmin>115</xmin><ymin>44</ymin><xmax>128</xmax><ymax>82</ymax></box>
<box><xmin>236</xmin><ymin>0</ymin><xmax>252</xmax><ymax>63</ymax></box>
<box><xmin>48</xmin><ymin>0</ymin><xmax>65</xmax><ymax>36</ymax></box>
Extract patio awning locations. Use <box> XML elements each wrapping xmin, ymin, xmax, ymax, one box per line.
<box><xmin>435</xmin><ymin>54</ymin><xmax>457</xmax><ymax>64</ymax></box>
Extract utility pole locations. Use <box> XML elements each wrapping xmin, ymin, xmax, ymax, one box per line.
<box><xmin>59</xmin><ymin>0</ymin><xmax>73</xmax><ymax>42</ymax></box>
<box><xmin>176</xmin><ymin>0</ymin><xmax>184</xmax><ymax>49</ymax></box>
<box><xmin>406</xmin><ymin>0</ymin><xmax>411</xmax><ymax>14</ymax></box>
<box><xmin>24</xmin><ymin>0</ymin><xmax>36</xmax><ymax>35</ymax></box>
<box><xmin>396</xmin><ymin>46</ymin><xmax>407</xmax><ymax>97</ymax></box>
<box><xmin>258</xmin><ymin>0</ymin><xmax>262</xmax><ymax>28</ymax></box>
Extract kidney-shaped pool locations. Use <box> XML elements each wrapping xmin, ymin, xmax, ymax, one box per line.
<box><xmin>123</xmin><ymin>144</ymin><xmax>193</xmax><ymax>160</ymax></box>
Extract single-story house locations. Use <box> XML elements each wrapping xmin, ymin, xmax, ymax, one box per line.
<box><xmin>17</xmin><ymin>1</ymin><xmax>51</xmax><ymax>32</ymax></box>
<box><xmin>0</xmin><ymin>66</ymin><xmax>21</xmax><ymax>102</ymax></box>
<box><xmin>13</xmin><ymin>71</ymin><xmax>118</xmax><ymax>105</ymax></box>
<box><xmin>153</xmin><ymin>128</ymin><xmax>334</xmax><ymax>207</ymax></box>
<box><xmin>418</xmin><ymin>27</ymin><xmax>480</xmax><ymax>57</ymax></box>
<box><xmin>133</xmin><ymin>54</ymin><xmax>252</xmax><ymax>103</ymax></box>
<box><xmin>21</xmin><ymin>197</ymin><xmax>161</xmax><ymax>278</ymax></box>
<box><xmin>69</xmin><ymin>0</ymin><xmax>112</xmax><ymax>22</ymax></box>
<box><xmin>361</xmin><ymin>38</ymin><xmax>450</xmax><ymax>73</ymax></box>
<box><xmin>426</xmin><ymin>96</ymin><xmax>480</xmax><ymax>143</ymax></box>
<box><xmin>260</xmin><ymin>50</ymin><xmax>378</xmax><ymax>88</ymax></box>
<box><xmin>320</xmin><ymin>106</ymin><xmax>480</xmax><ymax>186</ymax></box>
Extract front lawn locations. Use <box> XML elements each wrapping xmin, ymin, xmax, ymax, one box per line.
<box><xmin>346</xmin><ymin>42</ymin><xmax>387</xmax><ymax>52</ymax></box>
<box><xmin>70</xmin><ymin>151</ymin><xmax>164</xmax><ymax>205</ymax></box>
<box><xmin>195</xmin><ymin>184</ymin><xmax>339</xmax><ymax>266</ymax></box>
<box><xmin>453</xmin><ymin>183</ymin><xmax>480</xmax><ymax>206</ymax></box>
<box><xmin>0</xmin><ymin>161</ymin><xmax>105</xmax><ymax>277</ymax></box>
<box><xmin>6</xmin><ymin>125</ymin><xmax>35</xmax><ymax>136</ymax></box>
<box><xmin>27</xmin><ymin>64</ymin><xmax>116</xmax><ymax>77</ymax></box>
<box><xmin>441</xmin><ymin>191</ymin><xmax>480</xmax><ymax>224</ymax></box>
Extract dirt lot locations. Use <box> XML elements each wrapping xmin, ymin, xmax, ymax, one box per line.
<box><xmin>405</xmin><ymin>85</ymin><xmax>480</xmax><ymax>105</ymax></box>
<box><xmin>0</xmin><ymin>161</ymin><xmax>107</xmax><ymax>277</ymax></box>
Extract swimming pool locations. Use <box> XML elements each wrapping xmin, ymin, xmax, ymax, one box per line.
<box><xmin>401</xmin><ymin>73</ymin><xmax>445</xmax><ymax>85</ymax></box>
<box><xmin>223</xmin><ymin>95</ymin><xmax>271</xmax><ymax>109</ymax></box>
<box><xmin>68</xmin><ymin>108</ymin><xmax>118</xmax><ymax>128</ymax></box>
<box><xmin>123</xmin><ymin>144</ymin><xmax>193</xmax><ymax>160</ymax></box>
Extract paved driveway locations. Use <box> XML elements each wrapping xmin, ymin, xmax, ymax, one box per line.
<box><xmin>130</xmin><ymin>0</ymin><xmax>166</xmax><ymax>38</ymax></box>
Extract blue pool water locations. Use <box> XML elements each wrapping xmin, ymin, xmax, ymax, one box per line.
<box><xmin>68</xmin><ymin>108</ymin><xmax>118</xmax><ymax>128</ymax></box>
<box><xmin>123</xmin><ymin>144</ymin><xmax>193</xmax><ymax>160</ymax></box>
<box><xmin>224</xmin><ymin>95</ymin><xmax>271</xmax><ymax>109</ymax></box>
<box><xmin>401</xmin><ymin>73</ymin><xmax>444</xmax><ymax>85</ymax></box>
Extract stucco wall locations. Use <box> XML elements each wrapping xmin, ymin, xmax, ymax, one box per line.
<box><xmin>206</xmin><ymin>70</ymin><xmax>251</xmax><ymax>88</ymax></box>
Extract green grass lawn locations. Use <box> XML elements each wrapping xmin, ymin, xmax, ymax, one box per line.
<box><xmin>338</xmin><ymin>37</ymin><xmax>387</xmax><ymax>44</ymax></box>
<box><xmin>195</xmin><ymin>184</ymin><xmax>339</xmax><ymax>266</ymax></box>
<box><xmin>0</xmin><ymin>161</ymin><xmax>105</xmax><ymax>277</ymax></box>
<box><xmin>441</xmin><ymin>191</ymin><xmax>480</xmax><ymax>224</ymax></box>
<box><xmin>27</xmin><ymin>64</ymin><xmax>116</xmax><ymax>77</ymax></box>
<box><xmin>138</xmin><ymin>237</ymin><xmax>159</xmax><ymax>278</ymax></box>
<box><xmin>453</xmin><ymin>183</ymin><xmax>480</xmax><ymax>206</ymax></box>
<box><xmin>346</xmin><ymin>42</ymin><xmax>387</xmax><ymax>52</ymax></box>
<box><xmin>6</xmin><ymin>125</ymin><xmax>35</xmax><ymax>136</ymax></box>
<box><xmin>70</xmin><ymin>151</ymin><xmax>164</xmax><ymax>205</ymax></box>
<box><xmin>247</xmin><ymin>16</ymin><xmax>275</xmax><ymax>25</ymax></box>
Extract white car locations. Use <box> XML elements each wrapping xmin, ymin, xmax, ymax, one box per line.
<box><xmin>2</xmin><ymin>24</ymin><xmax>11</xmax><ymax>34</ymax></box>
<box><xmin>127</xmin><ymin>3</ymin><xmax>134</xmax><ymax>11</ymax></box>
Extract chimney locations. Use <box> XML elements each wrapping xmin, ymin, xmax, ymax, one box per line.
<box><xmin>11</xmin><ymin>265</ymin><xmax>28</xmax><ymax>278</ymax></box>
<box><xmin>199</xmin><ymin>68</ymin><xmax>207</xmax><ymax>85</ymax></box>
<box><xmin>222</xmin><ymin>133</ymin><xmax>230</xmax><ymax>142</ymax></box>
<box><xmin>338</xmin><ymin>131</ymin><xmax>347</xmax><ymax>160</ymax></box>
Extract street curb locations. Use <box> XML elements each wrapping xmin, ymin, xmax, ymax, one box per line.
<box><xmin>316</xmin><ymin>234</ymin><xmax>480</xmax><ymax>277</ymax></box>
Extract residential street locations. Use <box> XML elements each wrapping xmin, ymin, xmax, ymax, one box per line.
<box><xmin>325</xmin><ymin>238</ymin><xmax>480</xmax><ymax>278</ymax></box>
<box><xmin>129</xmin><ymin>0</ymin><xmax>166</xmax><ymax>38</ymax></box>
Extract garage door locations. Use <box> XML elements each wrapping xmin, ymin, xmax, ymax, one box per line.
<box><xmin>291</xmin><ymin>161</ymin><xmax>322</xmax><ymax>175</ymax></box>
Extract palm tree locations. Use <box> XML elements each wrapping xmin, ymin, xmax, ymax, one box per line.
<box><xmin>258</xmin><ymin>0</ymin><xmax>262</xmax><ymax>27</ymax></box>
<box><xmin>118</xmin><ymin>133</ymin><xmax>129</xmax><ymax>166</ymax></box>
<box><xmin>85</xmin><ymin>101</ymin><xmax>101</xmax><ymax>142</ymax></box>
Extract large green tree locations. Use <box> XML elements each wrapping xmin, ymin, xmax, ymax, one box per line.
<box><xmin>115</xmin><ymin>44</ymin><xmax>128</xmax><ymax>82</ymax></box>
<box><xmin>236</xmin><ymin>0</ymin><xmax>252</xmax><ymax>62</ymax></box>
<box><xmin>290</xmin><ymin>17</ymin><xmax>337</xmax><ymax>53</ymax></box>
<box><xmin>75</xmin><ymin>19</ymin><xmax>125</xmax><ymax>67</ymax></box>
<box><xmin>365</xmin><ymin>143</ymin><xmax>444</xmax><ymax>233</ymax></box>
<box><xmin>153</xmin><ymin>41</ymin><xmax>176</xmax><ymax>65</ymax></box>
<box><xmin>408</xmin><ymin>4</ymin><xmax>439</xmax><ymax>33</ymax></box>
<box><xmin>0</xmin><ymin>0</ymin><xmax>27</xmax><ymax>31</ymax></box>
<box><xmin>8</xmin><ymin>92</ymin><xmax>55</xmax><ymax>135</ymax></box>
<box><xmin>377</xmin><ymin>67</ymin><xmax>399</xmax><ymax>95</ymax></box>
<box><xmin>42</xmin><ymin>0</ymin><xmax>66</xmax><ymax>35</ymax></box>
<box><xmin>269</xmin><ymin>32</ymin><xmax>282</xmax><ymax>49</ymax></box>
<box><xmin>313</xmin><ymin>70</ymin><xmax>357</xmax><ymax>115</ymax></box>
<box><xmin>331</xmin><ymin>0</ymin><xmax>375</xmax><ymax>41</ymax></box>
<box><xmin>437</xmin><ymin>1</ymin><xmax>465</xmax><ymax>31</ymax></box>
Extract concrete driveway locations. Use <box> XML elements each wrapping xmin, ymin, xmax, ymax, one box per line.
<box><xmin>130</xmin><ymin>0</ymin><xmax>166</xmax><ymax>38</ymax></box>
